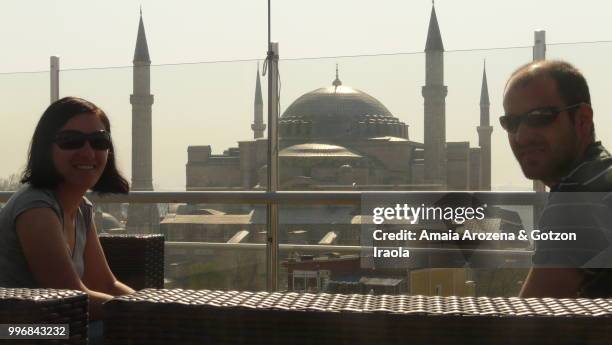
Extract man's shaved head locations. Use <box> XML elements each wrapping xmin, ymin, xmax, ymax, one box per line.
<box><xmin>505</xmin><ymin>60</ymin><xmax>590</xmax><ymax>108</ymax></box>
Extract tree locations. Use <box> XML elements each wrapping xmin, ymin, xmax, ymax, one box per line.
<box><xmin>0</xmin><ymin>173</ymin><xmax>21</xmax><ymax>191</ymax></box>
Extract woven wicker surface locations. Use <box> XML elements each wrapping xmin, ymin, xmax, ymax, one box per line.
<box><xmin>0</xmin><ymin>288</ymin><xmax>88</xmax><ymax>345</ymax></box>
<box><xmin>104</xmin><ymin>289</ymin><xmax>612</xmax><ymax>345</ymax></box>
<box><xmin>99</xmin><ymin>234</ymin><xmax>164</xmax><ymax>289</ymax></box>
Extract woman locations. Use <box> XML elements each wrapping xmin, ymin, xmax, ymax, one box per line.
<box><xmin>0</xmin><ymin>97</ymin><xmax>134</xmax><ymax>322</ymax></box>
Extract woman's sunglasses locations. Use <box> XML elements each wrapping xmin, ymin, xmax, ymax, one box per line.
<box><xmin>54</xmin><ymin>130</ymin><xmax>112</xmax><ymax>151</ymax></box>
<box><xmin>499</xmin><ymin>103</ymin><xmax>583</xmax><ymax>133</ymax></box>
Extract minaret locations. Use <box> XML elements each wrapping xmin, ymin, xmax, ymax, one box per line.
<box><xmin>127</xmin><ymin>9</ymin><xmax>159</xmax><ymax>233</ymax></box>
<box><xmin>477</xmin><ymin>60</ymin><xmax>493</xmax><ymax>190</ymax></box>
<box><xmin>251</xmin><ymin>63</ymin><xmax>265</xmax><ymax>139</ymax></box>
<box><xmin>422</xmin><ymin>2</ymin><xmax>447</xmax><ymax>185</ymax></box>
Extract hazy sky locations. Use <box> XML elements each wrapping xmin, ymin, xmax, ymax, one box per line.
<box><xmin>1</xmin><ymin>0</ymin><xmax>612</xmax><ymax>190</ymax></box>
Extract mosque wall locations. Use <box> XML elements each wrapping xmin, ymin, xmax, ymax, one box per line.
<box><xmin>446</xmin><ymin>141</ymin><xmax>471</xmax><ymax>190</ymax></box>
<box><xmin>469</xmin><ymin>148</ymin><xmax>482</xmax><ymax>190</ymax></box>
<box><xmin>187</xmin><ymin>157</ymin><xmax>241</xmax><ymax>189</ymax></box>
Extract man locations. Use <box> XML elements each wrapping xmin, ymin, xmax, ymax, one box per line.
<box><xmin>501</xmin><ymin>60</ymin><xmax>612</xmax><ymax>298</ymax></box>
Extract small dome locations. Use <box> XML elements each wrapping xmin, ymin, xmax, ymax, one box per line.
<box><xmin>279</xmin><ymin>143</ymin><xmax>362</xmax><ymax>158</ymax></box>
<box><xmin>100</xmin><ymin>212</ymin><xmax>123</xmax><ymax>230</ymax></box>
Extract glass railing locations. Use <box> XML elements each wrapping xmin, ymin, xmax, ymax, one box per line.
<box><xmin>277</xmin><ymin>46</ymin><xmax>535</xmax><ymax>191</ymax></box>
<box><xmin>0</xmin><ymin>190</ymin><xmax>540</xmax><ymax>296</ymax></box>
<box><xmin>2</xmin><ymin>41</ymin><xmax>612</xmax><ymax>298</ymax></box>
<box><xmin>0</xmin><ymin>71</ymin><xmax>49</xmax><ymax>189</ymax></box>
<box><xmin>548</xmin><ymin>41</ymin><xmax>612</xmax><ymax>149</ymax></box>
<box><xmin>278</xmin><ymin>192</ymin><xmax>537</xmax><ymax>297</ymax></box>
<box><xmin>91</xmin><ymin>199</ymin><xmax>267</xmax><ymax>291</ymax></box>
<box><xmin>58</xmin><ymin>61</ymin><xmax>266</xmax><ymax>192</ymax></box>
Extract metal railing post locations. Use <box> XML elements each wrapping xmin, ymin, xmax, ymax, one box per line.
<box><xmin>0</xmin><ymin>191</ymin><xmax>541</xmax><ymax>206</ymax></box>
<box><xmin>532</xmin><ymin>30</ymin><xmax>547</xmax><ymax>226</ymax></box>
<box><xmin>50</xmin><ymin>56</ymin><xmax>60</xmax><ymax>103</ymax></box>
<box><xmin>533</xmin><ymin>30</ymin><xmax>546</xmax><ymax>61</ymax></box>
<box><xmin>532</xmin><ymin>30</ymin><xmax>547</xmax><ymax>193</ymax></box>
<box><xmin>266</xmin><ymin>42</ymin><xmax>280</xmax><ymax>291</ymax></box>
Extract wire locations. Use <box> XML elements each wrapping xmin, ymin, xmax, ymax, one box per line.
<box><xmin>2</xmin><ymin>39</ymin><xmax>612</xmax><ymax>75</ymax></box>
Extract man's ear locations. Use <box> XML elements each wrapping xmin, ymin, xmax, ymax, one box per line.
<box><xmin>575</xmin><ymin>104</ymin><xmax>594</xmax><ymax>140</ymax></box>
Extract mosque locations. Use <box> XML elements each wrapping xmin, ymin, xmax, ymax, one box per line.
<box><xmin>124</xmin><ymin>4</ymin><xmax>529</xmax><ymax>294</ymax></box>
<box><xmin>184</xmin><ymin>4</ymin><xmax>493</xmax><ymax>191</ymax></box>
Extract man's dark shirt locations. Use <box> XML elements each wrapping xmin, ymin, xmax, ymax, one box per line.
<box><xmin>533</xmin><ymin>141</ymin><xmax>612</xmax><ymax>297</ymax></box>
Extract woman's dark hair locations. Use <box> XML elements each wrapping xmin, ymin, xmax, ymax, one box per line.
<box><xmin>21</xmin><ymin>96</ymin><xmax>129</xmax><ymax>194</ymax></box>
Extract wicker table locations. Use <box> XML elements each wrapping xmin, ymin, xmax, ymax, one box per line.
<box><xmin>104</xmin><ymin>289</ymin><xmax>612</xmax><ymax>345</ymax></box>
<box><xmin>0</xmin><ymin>287</ymin><xmax>88</xmax><ymax>345</ymax></box>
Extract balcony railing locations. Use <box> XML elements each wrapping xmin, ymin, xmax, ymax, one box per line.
<box><xmin>0</xmin><ymin>190</ymin><xmax>539</xmax><ymax>293</ymax></box>
<box><xmin>0</xmin><ymin>190</ymin><xmax>544</xmax><ymax>205</ymax></box>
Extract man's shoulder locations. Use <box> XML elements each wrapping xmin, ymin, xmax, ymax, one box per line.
<box><xmin>557</xmin><ymin>142</ymin><xmax>612</xmax><ymax>192</ymax></box>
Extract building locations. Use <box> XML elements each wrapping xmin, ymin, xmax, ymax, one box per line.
<box><xmin>186</xmin><ymin>4</ymin><xmax>493</xmax><ymax>192</ymax></box>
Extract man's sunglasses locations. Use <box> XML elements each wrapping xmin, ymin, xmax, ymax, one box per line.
<box><xmin>54</xmin><ymin>130</ymin><xmax>112</xmax><ymax>150</ymax></box>
<box><xmin>499</xmin><ymin>103</ymin><xmax>584</xmax><ymax>133</ymax></box>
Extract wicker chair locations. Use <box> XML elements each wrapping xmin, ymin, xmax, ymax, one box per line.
<box><xmin>0</xmin><ymin>234</ymin><xmax>164</xmax><ymax>344</ymax></box>
<box><xmin>99</xmin><ymin>234</ymin><xmax>165</xmax><ymax>290</ymax></box>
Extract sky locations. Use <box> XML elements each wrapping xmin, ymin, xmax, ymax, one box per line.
<box><xmin>1</xmin><ymin>0</ymin><xmax>612</xmax><ymax>190</ymax></box>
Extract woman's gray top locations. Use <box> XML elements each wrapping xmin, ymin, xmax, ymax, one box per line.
<box><xmin>0</xmin><ymin>185</ymin><xmax>93</xmax><ymax>288</ymax></box>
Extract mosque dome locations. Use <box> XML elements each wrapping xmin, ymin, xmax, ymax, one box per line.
<box><xmin>280</xmin><ymin>67</ymin><xmax>408</xmax><ymax>141</ymax></box>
